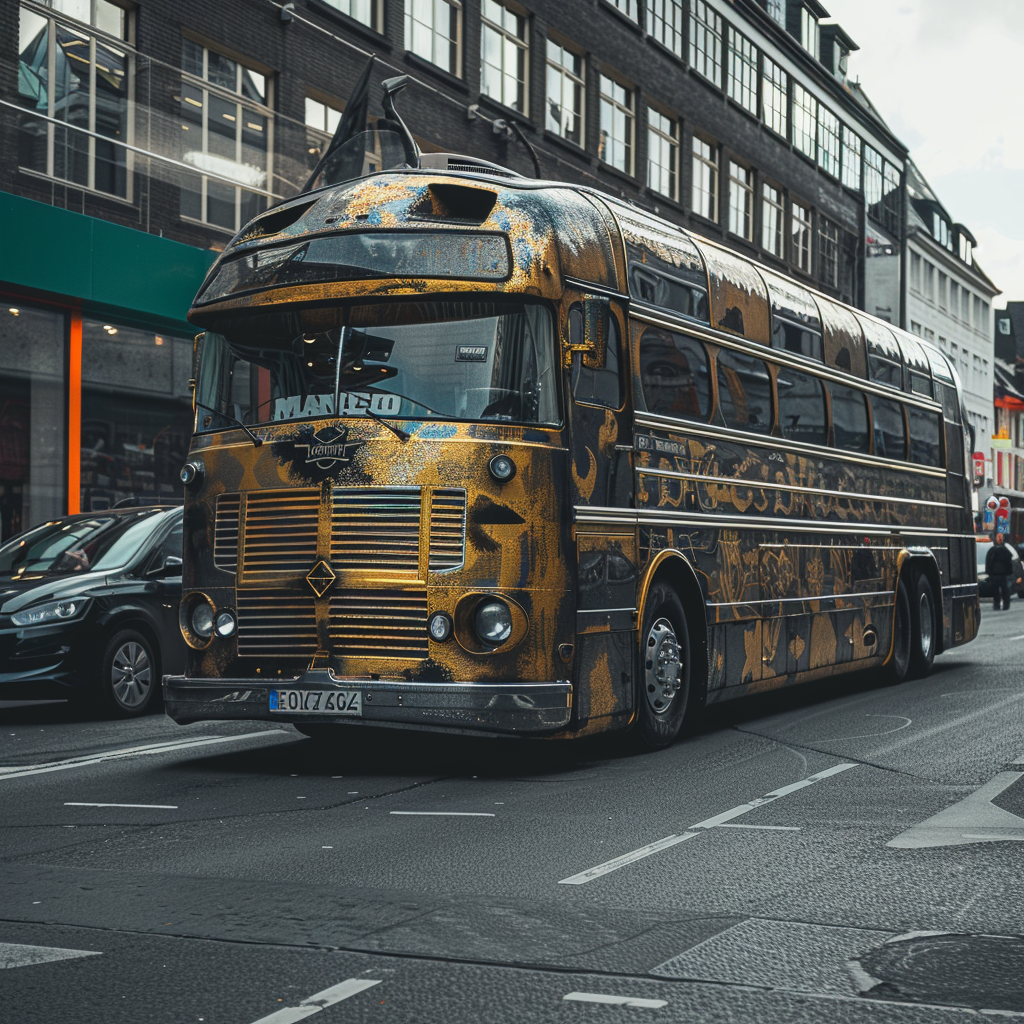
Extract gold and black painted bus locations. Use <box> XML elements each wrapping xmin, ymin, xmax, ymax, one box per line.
<box><xmin>164</xmin><ymin>149</ymin><xmax>978</xmax><ymax>748</ymax></box>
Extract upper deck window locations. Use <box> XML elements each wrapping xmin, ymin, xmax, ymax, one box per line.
<box><xmin>598</xmin><ymin>74</ymin><xmax>634</xmax><ymax>174</ymax></box>
<box><xmin>689</xmin><ymin>1</ymin><xmax>723</xmax><ymax>87</ymax></box>
<box><xmin>546</xmin><ymin>39</ymin><xmax>585</xmax><ymax>146</ymax></box>
<box><xmin>830</xmin><ymin>382</ymin><xmax>870</xmax><ymax>453</ymax></box>
<box><xmin>872</xmin><ymin>396</ymin><xmax>906</xmax><ymax>460</ymax></box>
<box><xmin>648</xmin><ymin>0</ymin><xmax>684</xmax><ymax>58</ymax></box>
<box><xmin>481</xmin><ymin>0</ymin><xmax>528</xmax><ymax>113</ymax></box>
<box><xmin>405</xmin><ymin>0</ymin><xmax>462</xmax><ymax>77</ymax></box>
<box><xmin>639</xmin><ymin>329</ymin><xmax>710</xmax><ymax>421</ymax></box>
<box><xmin>716</xmin><ymin>349</ymin><xmax>772</xmax><ymax>434</ymax></box>
<box><xmin>778</xmin><ymin>366</ymin><xmax>826</xmax><ymax>446</ymax></box>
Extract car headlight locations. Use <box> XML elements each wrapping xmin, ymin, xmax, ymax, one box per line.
<box><xmin>474</xmin><ymin>599</ymin><xmax>513</xmax><ymax>645</ymax></box>
<box><xmin>11</xmin><ymin>597</ymin><xmax>90</xmax><ymax>627</ymax></box>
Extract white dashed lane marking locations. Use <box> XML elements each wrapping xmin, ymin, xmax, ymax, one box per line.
<box><xmin>389</xmin><ymin>811</ymin><xmax>495</xmax><ymax>817</ymax></box>
<box><xmin>64</xmin><ymin>802</ymin><xmax>178</xmax><ymax>809</ymax></box>
<box><xmin>0</xmin><ymin>942</ymin><xmax>101</xmax><ymax>970</ymax></box>
<box><xmin>249</xmin><ymin>979</ymin><xmax>381</xmax><ymax>1024</ymax></box>
<box><xmin>564</xmin><ymin>992</ymin><xmax>667</xmax><ymax>1009</ymax></box>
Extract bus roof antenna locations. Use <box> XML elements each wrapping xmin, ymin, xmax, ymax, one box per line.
<box><xmin>380</xmin><ymin>76</ymin><xmax>420</xmax><ymax>169</ymax></box>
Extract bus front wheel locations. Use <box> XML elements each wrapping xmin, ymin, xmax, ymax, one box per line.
<box><xmin>908</xmin><ymin>572</ymin><xmax>936</xmax><ymax>679</ymax></box>
<box><xmin>635</xmin><ymin>583</ymin><xmax>692</xmax><ymax>749</ymax></box>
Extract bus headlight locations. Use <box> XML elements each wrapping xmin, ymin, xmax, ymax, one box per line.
<box><xmin>488</xmin><ymin>454</ymin><xmax>516</xmax><ymax>482</ymax></box>
<box><xmin>474</xmin><ymin>600</ymin><xmax>513</xmax><ymax>645</ymax></box>
<box><xmin>191</xmin><ymin>602</ymin><xmax>214</xmax><ymax>639</ymax></box>
<box><xmin>180</xmin><ymin>459</ymin><xmax>205</xmax><ymax>488</ymax></box>
<box><xmin>215</xmin><ymin>610</ymin><xmax>237</xmax><ymax>637</ymax></box>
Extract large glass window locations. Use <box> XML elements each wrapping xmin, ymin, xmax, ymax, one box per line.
<box><xmin>648</xmin><ymin>0</ymin><xmax>684</xmax><ymax>57</ymax></box>
<box><xmin>777</xmin><ymin>366</ymin><xmax>826</xmax><ymax>446</ymax></box>
<box><xmin>80</xmin><ymin>320</ymin><xmax>193</xmax><ymax>512</ymax></box>
<box><xmin>689</xmin><ymin>1</ymin><xmax>723</xmax><ymax>86</ymax></box>
<box><xmin>841</xmin><ymin>126</ymin><xmax>862</xmax><ymax>190</ymax></box>
<box><xmin>545</xmin><ymin>40</ymin><xmax>584</xmax><ymax>146</ymax></box>
<box><xmin>570</xmin><ymin>309</ymin><xmax>623</xmax><ymax>410</ymax></box>
<box><xmin>17</xmin><ymin>0</ymin><xmax>131</xmax><ymax>199</ymax></box>
<box><xmin>728</xmin><ymin>30</ymin><xmax>758</xmax><ymax>114</ymax></box>
<box><xmin>481</xmin><ymin>0</ymin><xmax>528</xmax><ymax>112</ymax></box>
<box><xmin>761</xmin><ymin>57</ymin><xmax>787</xmax><ymax>137</ymax></box>
<box><xmin>716</xmin><ymin>349</ymin><xmax>772</xmax><ymax>434</ymax></box>
<box><xmin>762</xmin><ymin>182</ymin><xmax>784</xmax><ymax>257</ymax></box>
<box><xmin>818</xmin><ymin>217</ymin><xmax>839</xmax><ymax>288</ymax></box>
<box><xmin>792</xmin><ymin>83</ymin><xmax>817</xmax><ymax>160</ymax></box>
<box><xmin>598</xmin><ymin>74</ymin><xmax>634</xmax><ymax>174</ymax></box>
<box><xmin>647</xmin><ymin>108</ymin><xmax>678</xmax><ymax>200</ymax></box>
<box><xmin>691</xmin><ymin>135</ymin><xmax>718</xmax><ymax>222</ymax></box>
<box><xmin>801</xmin><ymin>6</ymin><xmax>820</xmax><ymax>59</ymax></box>
<box><xmin>0</xmin><ymin>305</ymin><xmax>65</xmax><ymax>540</ymax></box>
<box><xmin>304</xmin><ymin>95</ymin><xmax>342</xmax><ymax>173</ymax></box>
<box><xmin>791</xmin><ymin>199</ymin><xmax>812</xmax><ymax>272</ymax></box>
<box><xmin>728</xmin><ymin>161</ymin><xmax>753</xmax><ymax>241</ymax></box>
<box><xmin>179</xmin><ymin>40</ymin><xmax>272</xmax><ymax>232</ymax></box>
<box><xmin>872</xmin><ymin>396</ymin><xmax>906</xmax><ymax>460</ymax></box>
<box><xmin>864</xmin><ymin>146</ymin><xmax>883</xmax><ymax>209</ymax></box>
<box><xmin>606</xmin><ymin>0</ymin><xmax>638</xmax><ymax>20</ymax></box>
<box><xmin>405</xmin><ymin>0</ymin><xmax>462</xmax><ymax>75</ymax></box>
<box><xmin>639</xmin><ymin>329</ymin><xmax>710</xmax><ymax>421</ymax></box>
<box><xmin>817</xmin><ymin>105</ymin><xmax>840</xmax><ymax>177</ymax></box>
<box><xmin>881</xmin><ymin>161</ymin><xmax>901</xmax><ymax>234</ymax></box>
<box><xmin>830</xmin><ymin>382</ymin><xmax>870</xmax><ymax>453</ymax></box>
<box><xmin>197</xmin><ymin>301</ymin><xmax>560</xmax><ymax>429</ymax></box>
<box><xmin>321</xmin><ymin>0</ymin><xmax>382</xmax><ymax>30</ymax></box>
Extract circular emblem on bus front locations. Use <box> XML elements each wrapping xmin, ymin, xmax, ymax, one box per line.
<box><xmin>306</xmin><ymin>560</ymin><xmax>336</xmax><ymax>597</ymax></box>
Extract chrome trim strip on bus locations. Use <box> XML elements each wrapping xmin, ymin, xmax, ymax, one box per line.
<box><xmin>633</xmin><ymin>414</ymin><xmax>949</xmax><ymax>478</ymax></box>
<box><xmin>708</xmin><ymin>592</ymin><xmax>893</xmax><ymax>609</ymax></box>
<box><xmin>635</xmin><ymin>466</ymin><xmax>958</xmax><ymax>510</ymax></box>
<box><xmin>577</xmin><ymin>607</ymin><xmax>637</xmax><ymax>615</ymax></box>
<box><xmin>629</xmin><ymin>305</ymin><xmax>945</xmax><ymax>413</ymax></box>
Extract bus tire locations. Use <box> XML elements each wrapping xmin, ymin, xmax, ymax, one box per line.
<box><xmin>908</xmin><ymin>571</ymin><xmax>936</xmax><ymax>679</ymax></box>
<box><xmin>883</xmin><ymin>575</ymin><xmax>912</xmax><ymax>685</ymax></box>
<box><xmin>634</xmin><ymin>583</ymin><xmax>692</xmax><ymax>750</ymax></box>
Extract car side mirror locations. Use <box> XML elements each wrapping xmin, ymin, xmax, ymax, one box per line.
<box><xmin>155</xmin><ymin>554</ymin><xmax>182</xmax><ymax>577</ymax></box>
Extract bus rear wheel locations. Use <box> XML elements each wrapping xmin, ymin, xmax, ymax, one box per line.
<box><xmin>884</xmin><ymin>575</ymin><xmax>912</xmax><ymax>685</ymax></box>
<box><xmin>635</xmin><ymin>583</ymin><xmax>692</xmax><ymax>750</ymax></box>
<box><xmin>908</xmin><ymin>572</ymin><xmax>936</xmax><ymax>679</ymax></box>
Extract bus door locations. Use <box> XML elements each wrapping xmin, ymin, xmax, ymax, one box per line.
<box><xmin>566</xmin><ymin>296</ymin><xmax>637</xmax><ymax>729</ymax></box>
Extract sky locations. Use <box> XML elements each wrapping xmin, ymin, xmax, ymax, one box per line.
<box><xmin>824</xmin><ymin>0</ymin><xmax>1024</xmax><ymax>307</ymax></box>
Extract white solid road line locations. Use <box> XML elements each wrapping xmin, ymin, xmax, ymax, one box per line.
<box><xmin>0</xmin><ymin>942</ymin><xmax>101</xmax><ymax>970</ymax></box>
<box><xmin>0</xmin><ymin>731</ymin><xmax>288</xmax><ymax>781</ymax></box>
<box><xmin>564</xmin><ymin>992</ymin><xmax>667</xmax><ymax>1009</ymax></box>
<box><xmin>715</xmin><ymin>823</ymin><xmax>802</xmax><ymax>830</ymax></box>
<box><xmin>64</xmin><ymin>802</ymin><xmax>179</xmax><ymax>809</ymax></box>
<box><xmin>389</xmin><ymin>811</ymin><xmax>495</xmax><ymax>817</ymax></box>
<box><xmin>249</xmin><ymin>979</ymin><xmax>381</xmax><ymax>1024</ymax></box>
<box><xmin>559</xmin><ymin>763</ymin><xmax>858</xmax><ymax>885</ymax></box>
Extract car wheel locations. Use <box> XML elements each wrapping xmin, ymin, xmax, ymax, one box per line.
<box><xmin>98</xmin><ymin>629</ymin><xmax>159</xmax><ymax>717</ymax></box>
<box><xmin>634</xmin><ymin>583</ymin><xmax>692</xmax><ymax>750</ymax></box>
<box><xmin>883</xmin><ymin>576</ymin><xmax>912</xmax><ymax>685</ymax></box>
<box><xmin>907</xmin><ymin>572</ymin><xmax>936</xmax><ymax>679</ymax></box>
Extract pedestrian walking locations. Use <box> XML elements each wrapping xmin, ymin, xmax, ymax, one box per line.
<box><xmin>986</xmin><ymin>533</ymin><xmax>1015</xmax><ymax>611</ymax></box>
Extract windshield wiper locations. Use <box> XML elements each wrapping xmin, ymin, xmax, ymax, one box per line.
<box><xmin>195</xmin><ymin>402</ymin><xmax>263</xmax><ymax>447</ymax></box>
<box><xmin>352</xmin><ymin>396</ymin><xmax>410</xmax><ymax>442</ymax></box>
<box><xmin>334</xmin><ymin>325</ymin><xmax>409</xmax><ymax>443</ymax></box>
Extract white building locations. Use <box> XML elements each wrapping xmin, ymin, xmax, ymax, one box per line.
<box><xmin>904</xmin><ymin>161</ymin><xmax>999</xmax><ymax>478</ymax></box>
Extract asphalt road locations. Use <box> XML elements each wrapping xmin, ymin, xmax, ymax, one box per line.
<box><xmin>2</xmin><ymin>607</ymin><xmax>1023</xmax><ymax>1023</ymax></box>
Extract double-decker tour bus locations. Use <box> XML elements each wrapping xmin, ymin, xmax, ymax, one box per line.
<box><xmin>163</xmin><ymin>90</ymin><xmax>978</xmax><ymax>748</ymax></box>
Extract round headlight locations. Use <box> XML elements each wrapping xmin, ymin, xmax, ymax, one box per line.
<box><xmin>191</xmin><ymin>602</ymin><xmax>214</xmax><ymax>639</ymax></box>
<box><xmin>428</xmin><ymin>611</ymin><xmax>452</xmax><ymax>642</ymax></box>
<box><xmin>488</xmin><ymin>454</ymin><xmax>516</xmax><ymax>482</ymax></box>
<box><xmin>215</xmin><ymin>610</ymin><xmax>236</xmax><ymax>637</ymax></box>
<box><xmin>474</xmin><ymin>599</ymin><xmax>513</xmax><ymax>645</ymax></box>
<box><xmin>180</xmin><ymin>459</ymin><xmax>205</xmax><ymax>488</ymax></box>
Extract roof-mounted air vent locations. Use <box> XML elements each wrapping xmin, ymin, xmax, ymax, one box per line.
<box><xmin>236</xmin><ymin>197</ymin><xmax>319</xmax><ymax>242</ymax></box>
<box><xmin>419</xmin><ymin>152</ymin><xmax>521</xmax><ymax>179</ymax></box>
<box><xmin>410</xmin><ymin>182</ymin><xmax>499</xmax><ymax>225</ymax></box>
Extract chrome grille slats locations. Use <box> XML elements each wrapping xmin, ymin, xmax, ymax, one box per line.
<box><xmin>214</xmin><ymin>494</ymin><xmax>240</xmax><ymax>572</ymax></box>
<box><xmin>331</xmin><ymin>487</ymin><xmax>422</xmax><ymax>574</ymax></box>
<box><xmin>328</xmin><ymin>589</ymin><xmax>429</xmax><ymax>658</ymax></box>
<box><xmin>241</xmin><ymin>489</ymin><xmax>320</xmax><ymax>575</ymax></box>
<box><xmin>236</xmin><ymin>590</ymin><xmax>318</xmax><ymax>656</ymax></box>
<box><xmin>429</xmin><ymin>488</ymin><xmax>467</xmax><ymax>572</ymax></box>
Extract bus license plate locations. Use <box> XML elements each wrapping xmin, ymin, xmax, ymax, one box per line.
<box><xmin>269</xmin><ymin>689</ymin><xmax>362</xmax><ymax>715</ymax></box>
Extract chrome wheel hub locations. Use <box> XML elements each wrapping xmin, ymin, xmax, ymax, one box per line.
<box><xmin>644</xmin><ymin>617</ymin><xmax>682</xmax><ymax>715</ymax></box>
<box><xmin>111</xmin><ymin>641</ymin><xmax>152</xmax><ymax>708</ymax></box>
<box><xmin>919</xmin><ymin>592</ymin><xmax>933</xmax><ymax>658</ymax></box>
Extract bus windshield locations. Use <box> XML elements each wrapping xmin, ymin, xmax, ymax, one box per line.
<box><xmin>196</xmin><ymin>300</ymin><xmax>559</xmax><ymax>430</ymax></box>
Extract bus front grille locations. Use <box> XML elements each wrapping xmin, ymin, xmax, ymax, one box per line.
<box><xmin>328</xmin><ymin>589</ymin><xmax>429</xmax><ymax>659</ymax></box>
<box><xmin>428</xmin><ymin>488</ymin><xmax>467</xmax><ymax>571</ymax></box>
<box><xmin>241</xmin><ymin>489</ymin><xmax>321</xmax><ymax>575</ymax></box>
<box><xmin>331</xmin><ymin>487</ymin><xmax>422</xmax><ymax>574</ymax></box>
<box><xmin>236</xmin><ymin>590</ymin><xmax>318</xmax><ymax>656</ymax></box>
<box><xmin>214</xmin><ymin>494</ymin><xmax>240</xmax><ymax>572</ymax></box>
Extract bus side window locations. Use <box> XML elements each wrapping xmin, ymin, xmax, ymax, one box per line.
<box><xmin>829</xmin><ymin>382</ymin><xmax>870</xmax><ymax>453</ymax></box>
<box><xmin>908</xmin><ymin>406</ymin><xmax>942</xmax><ymax>467</ymax></box>
<box><xmin>570</xmin><ymin>305</ymin><xmax>623</xmax><ymax>410</ymax></box>
<box><xmin>873</xmin><ymin>396</ymin><xmax>906</xmax><ymax>460</ymax></box>
<box><xmin>638</xmin><ymin>328</ymin><xmax>709</xmax><ymax>421</ymax></box>
<box><xmin>715</xmin><ymin>349</ymin><xmax>772</xmax><ymax>434</ymax></box>
<box><xmin>777</xmin><ymin>366</ymin><xmax>826</xmax><ymax>445</ymax></box>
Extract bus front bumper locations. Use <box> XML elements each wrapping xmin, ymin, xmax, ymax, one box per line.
<box><xmin>162</xmin><ymin>671</ymin><xmax>573</xmax><ymax>736</ymax></box>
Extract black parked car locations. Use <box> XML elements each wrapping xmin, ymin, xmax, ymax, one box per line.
<box><xmin>0</xmin><ymin>506</ymin><xmax>184</xmax><ymax>716</ymax></box>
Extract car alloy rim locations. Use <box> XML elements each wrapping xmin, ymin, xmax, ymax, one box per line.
<box><xmin>111</xmin><ymin>641</ymin><xmax>152</xmax><ymax>708</ymax></box>
<box><xmin>644</xmin><ymin>617</ymin><xmax>682</xmax><ymax>715</ymax></box>
<box><xmin>919</xmin><ymin>592</ymin><xmax>933</xmax><ymax>658</ymax></box>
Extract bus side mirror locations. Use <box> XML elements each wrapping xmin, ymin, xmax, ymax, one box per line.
<box><xmin>190</xmin><ymin>333</ymin><xmax>205</xmax><ymax>412</ymax></box>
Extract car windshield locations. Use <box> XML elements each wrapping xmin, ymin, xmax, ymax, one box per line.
<box><xmin>195</xmin><ymin>300</ymin><xmax>559</xmax><ymax>430</ymax></box>
<box><xmin>0</xmin><ymin>510</ymin><xmax>165</xmax><ymax>576</ymax></box>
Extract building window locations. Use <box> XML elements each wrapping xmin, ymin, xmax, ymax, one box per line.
<box><xmin>999</xmin><ymin>317</ymin><xmax>1011</xmax><ymax>335</ymax></box>
<box><xmin>17</xmin><ymin>0</ymin><xmax>132</xmax><ymax>199</ymax></box>
<box><xmin>598</xmin><ymin>74</ymin><xmax>634</xmax><ymax>174</ymax></box>
<box><xmin>762</xmin><ymin>182</ymin><xmax>784</xmax><ymax>256</ymax></box>
<box><xmin>961</xmin><ymin>287</ymin><xmax>971</xmax><ymax>323</ymax></box>
<box><xmin>801</xmin><ymin>6</ymin><xmax>820</xmax><ymax>59</ymax></box>
<box><xmin>910</xmin><ymin>321</ymin><xmax>922</xmax><ymax>336</ymax></box>
<box><xmin>923</xmin><ymin>261</ymin><xmax>935</xmax><ymax>303</ymax></box>
<box><xmin>910</xmin><ymin>251</ymin><xmax>922</xmax><ymax>293</ymax></box>
<box><xmin>766</xmin><ymin>0</ymin><xmax>785</xmax><ymax>24</ymax></box>
<box><xmin>691</xmin><ymin>135</ymin><xmax>718</xmax><ymax>222</ymax></box>
<box><xmin>689</xmin><ymin>1</ymin><xmax>723</xmax><ymax>87</ymax></box>
<box><xmin>791</xmin><ymin>199</ymin><xmax>812</xmax><ymax>272</ymax></box>
<box><xmin>728</xmin><ymin>161</ymin><xmax>753</xmax><ymax>241</ymax></box>
<box><xmin>647</xmin><ymin>107</ymin><xmax>678</xmax><ymax>200</ymax></box>
<box><xmin>405</xmin><ymin>0</ymin><xmax>462</xmax><ymax>76</ymax></box>
<box><xmin>304</xmin><ymin>95</ymin><xmax>342</xmax><ymax>169</ymax></box>
<box><xmin>841</xmin><ymin>125</ymin><xmax>862</xmax><ymax>191</ymax></box>
<box><xmin>0</xmin><ymin>305</ymin><xmax>65</xmax><ymax>540</ymax></box>
<box><xmin>864</xmin><ymin>146</ymin><xmax>883</xmax><ymax>209</ymax></box>
<box><xmin>761</xmin><ymin>57</ymin><xmax>787</xmax><ymax>137</ymax></box>
<box><xmin>321</xmin><ymin>0</ymin><xmax>382</xmax><ymax>31</ymax></box>
<box><xmin>728</xmin><ymin>30</ymin><xmax>758</xmax><ymax>115</ymax></box>
<box><xmin>881</xmin><ymin>161</ymin><xmax>901</xmax><ymax>233</ymax></box>
<box><xmin>545</xmin><ymin>40</ymin><xmax>584</xmax><ymax>146</ymax></box>
<box><xmin>792</xmin><ymin>83</ymin><xmax>817</xmax><ymax>160</ymax></box>
<box><xmin>933</xmin><ymin>212</ymin><xmax>953</xmax><ymax>250</ymax></box>
<box><xmin>179</xmin><ymin>40</ymin><xmax>272</xmax><ymax>233</ymax></box>
<box><xmin>950</xmin><ymin>281</ymin><xmax>960</xmax><ymax>318</ymax></box>
<box><xmin>959</xmin><ymin>234</ymin><xmax>974</xmax><ymax>266</ymax></box>
<box><xmin>481</xmin><ymin>0</ymin><xmax>528</xmax><ymax>112</ymax></box>
<box><xmin>817</xmin><ymin>105</ymin><xmax>840</xmax><ymax>177</ymax></box>
<box><xmin>938</xmin><ymin>271</ymin><xmax>948</xmax><ymax>310</ymax></box>
<box><xmin>818</xmin><ymin>216</ymin><xmax>839</xmax><ymax>287</ymax></box>
<box><xmin>606</xmin><ymin>0</ymin><xmax>638</xmax><ymax>21</ymax></box>
<box><xmin>648</xmin><ymin>0</ymin><xmax>684</xmax><ymax>58</ymax></box>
